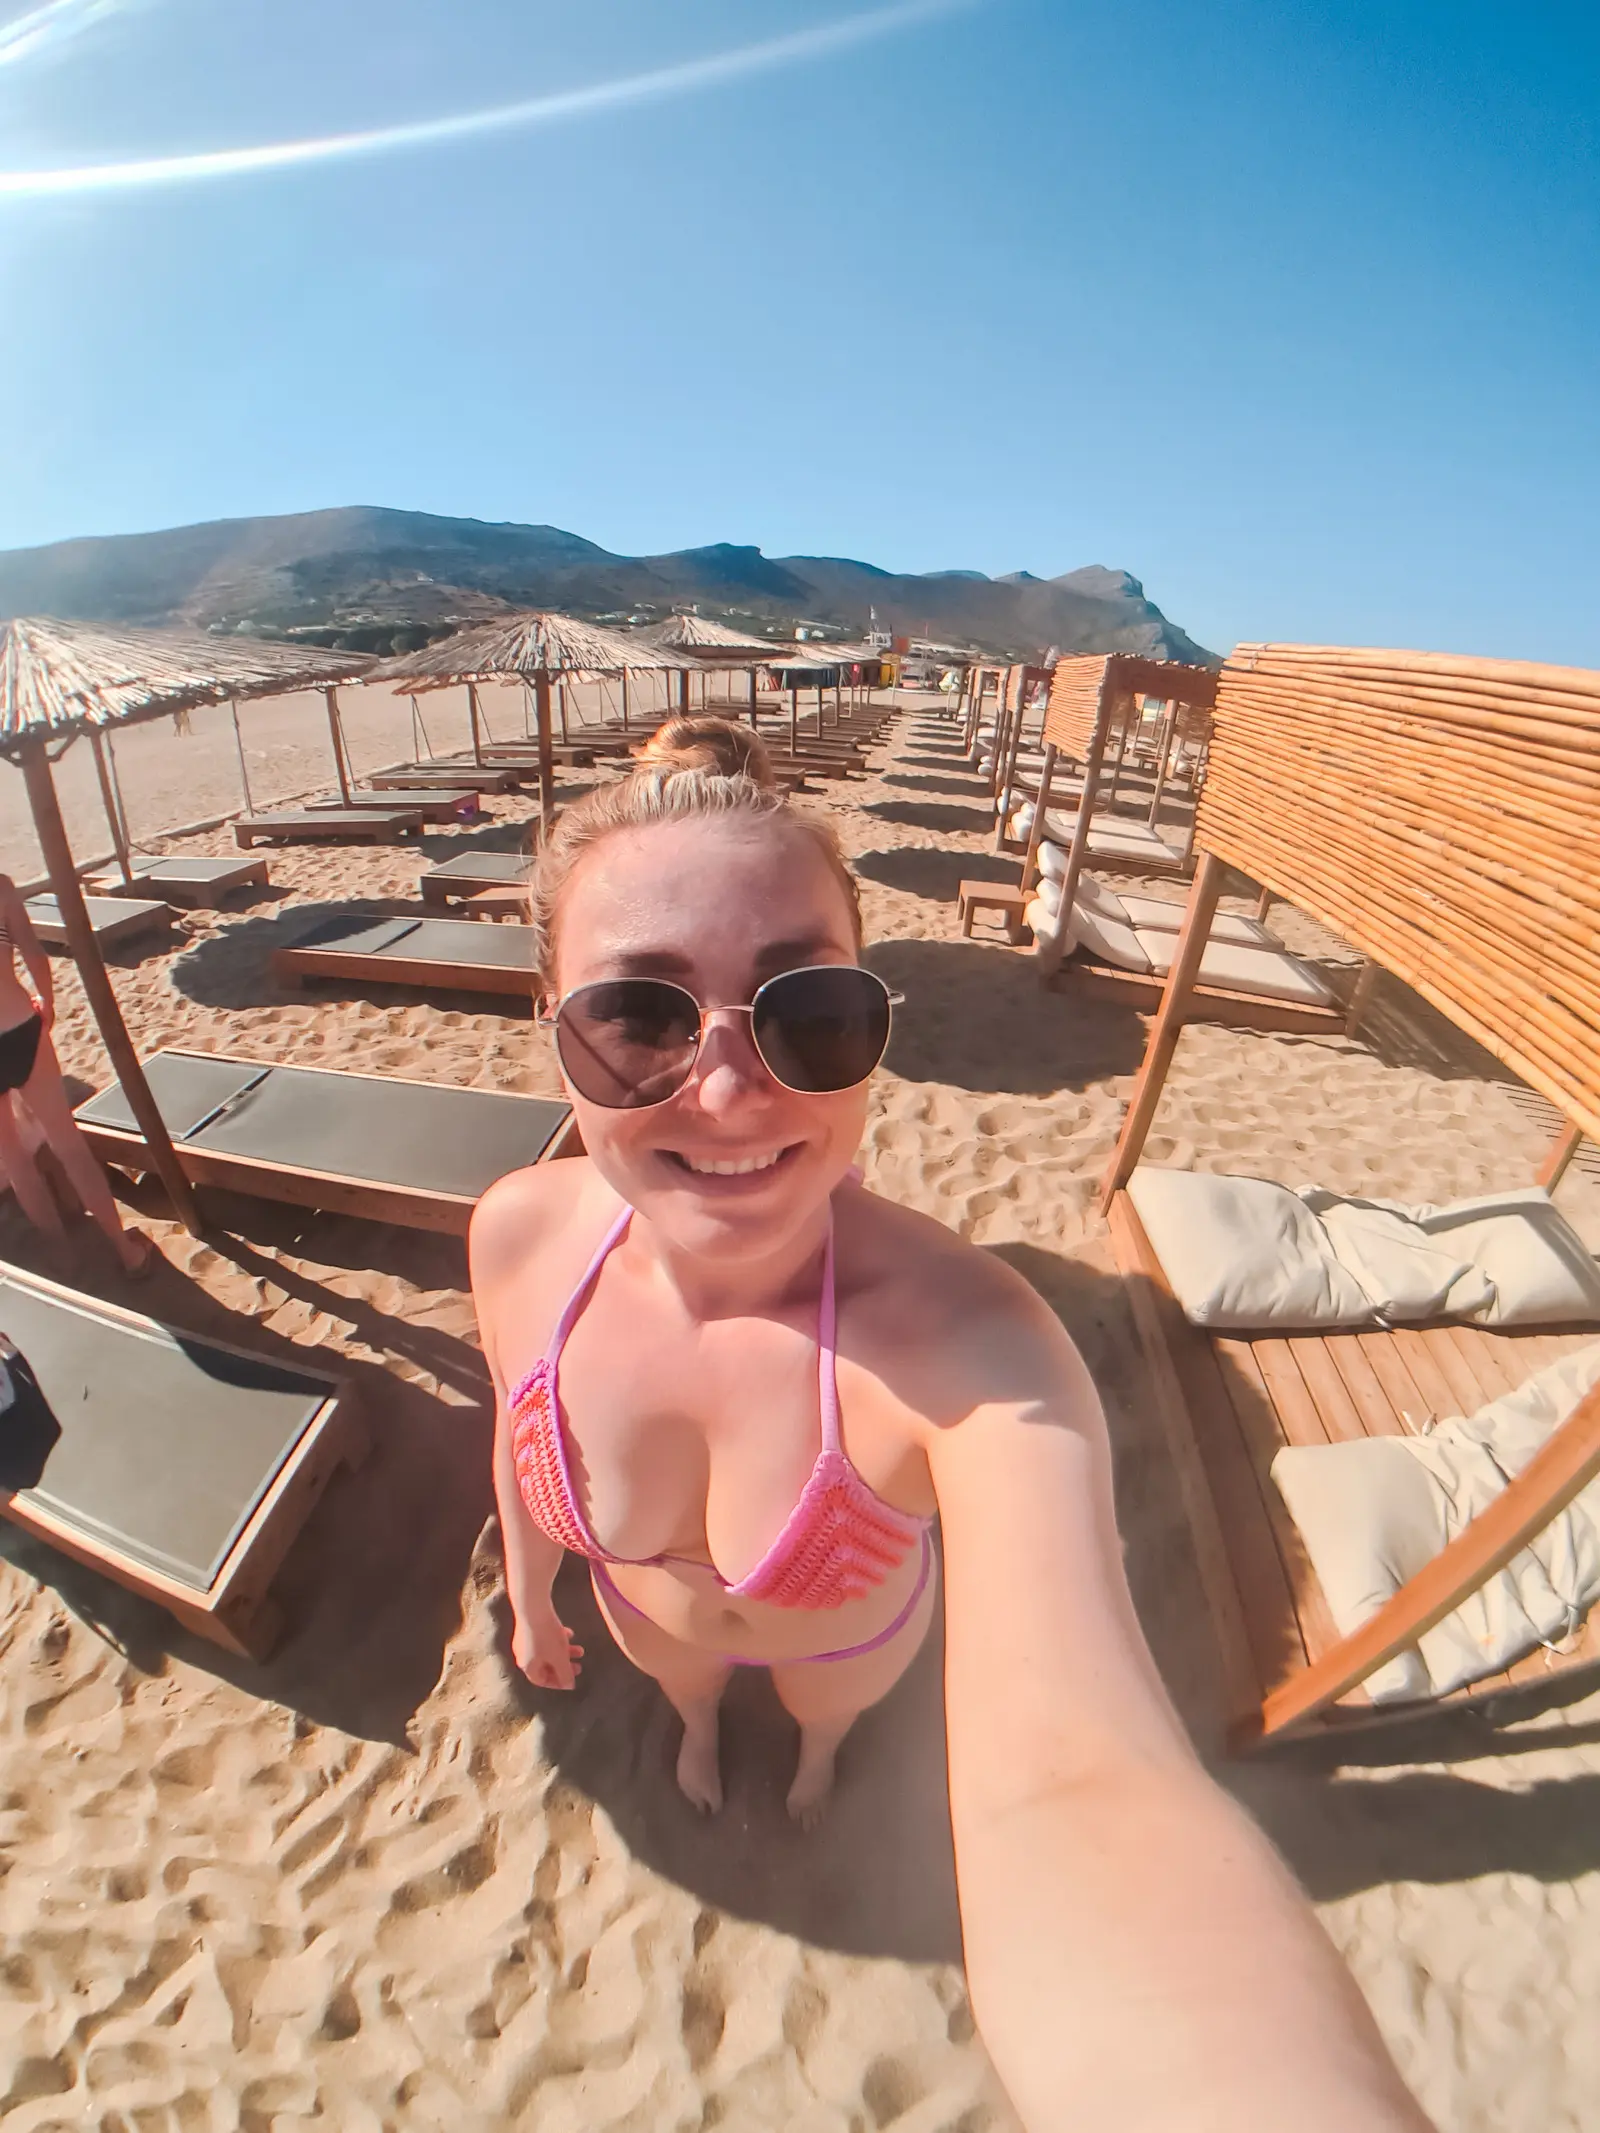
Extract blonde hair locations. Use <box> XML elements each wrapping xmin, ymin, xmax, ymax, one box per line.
<box><xmin>530</xmin><ymin>718</ymin><xmax>862</xmax><ymax>991</ymax></box>
<box><xmin>634</xmin><ymin>713</ymin><xmax>778</xmax><ymax>786</ymax></box>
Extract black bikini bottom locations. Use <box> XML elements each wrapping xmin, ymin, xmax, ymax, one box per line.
<box><xmin>0</xmin><ymin>1014</ymin><xmax>43</xmax><ymax>1097</ymax></box>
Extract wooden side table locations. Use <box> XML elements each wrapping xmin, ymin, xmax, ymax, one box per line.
<box><xmin>958</xmin><ymin>880</ymin><xmax>1029</xmax><ymax>941</ymax></box>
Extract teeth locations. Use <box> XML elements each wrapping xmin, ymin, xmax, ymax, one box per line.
<box><xmin>682</xmin><ymin>1150</ymin><xmax>783</xmax><ymax>1176</ymax></box>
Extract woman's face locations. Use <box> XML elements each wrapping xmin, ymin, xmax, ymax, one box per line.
<box><xmin>550</xmin><ymin>813</ymin><xmax>870</xmax><ymax>1262</ymax></box>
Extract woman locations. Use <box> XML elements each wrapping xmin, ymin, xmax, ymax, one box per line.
<box><xmin>0</xmin><ymin>874</ymin><xmax>151</xmax><ymax>1278</ymax></box>
<box><xmin>470</xmin><ymin>726</ymin><xmax>1426</xmax><ymax>2129</ymax></box>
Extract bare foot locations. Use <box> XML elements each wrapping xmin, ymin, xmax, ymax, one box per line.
<box><xmin>786</xmin><ymin>1740</ymin><xmax>840</xmax><ymax>1830</ymax></box>
<box><xmin>676</xmin><ymin>1708</ymin><xmax>723</xmax><ymax>1814</ymax></box>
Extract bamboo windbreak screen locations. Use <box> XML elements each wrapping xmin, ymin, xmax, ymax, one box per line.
<box><xmin>1198</xmin><ymin>643</ymin><xmax>1600</xmax><ymax>1144</ymax></box>
<box><xmin>1043</xmin><ymin>653</ymin><xmax>1218</xmax><ymax>761</ymax></box>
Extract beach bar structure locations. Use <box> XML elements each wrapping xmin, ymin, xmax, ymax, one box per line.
<box><xmin>0</xmin><ymin>619</ymin><xmax>373</xmax><ymax>1234</ymax></box>
<box><xmin>1099</xmin><ymin>642</ymin><xmax>1600</xmax><ymax>1749</ymax></box>
<box><xmin>368</xmin><ymin>614</ymin><xmax>676</xmax><ymax>836</ymax></box>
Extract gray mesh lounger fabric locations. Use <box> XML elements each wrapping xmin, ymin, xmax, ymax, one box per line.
<box><xmin>76</xmin><ymin>1050</ymin><xmax>570</xmax><ymax>1201</ymax></box>
<box><xmin>25</xmin><ymin>895</ymin><xmax>175</xmax><ymax>946</ymax></box>
<box><xmin>368</xmin><ymin>766</ymin><xmax>519</xmax><ymax>791</ymax></box>
<box><xmin>423</xmin><ymin>853</ymin><xmax>532</xmax><ymax>885</ymax></box>
<box><xmin>309</xmin><ymin>789</ymin><xmax>480</xmax><ymax>818</ymax></box>
<box><xmin>236</xmin><ymin>810</ymin><xmax>423</xmax><ymax>843</ymax></box>
<box><xmin>94</xmin><ymin>857</ymin><xmax>266</xmax><ymax>900</ymax></box>
<box><xmin>0</xmin><ymin>1265</ymin><xmax>334</xmax><ymax>1590</ymax></box>
<box><xmin>279</xmin><ymin>915</ymin><xmax>536</xmax><ymax>978</ymax></box>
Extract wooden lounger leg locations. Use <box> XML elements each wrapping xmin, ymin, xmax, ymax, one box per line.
<box><xmin>210</xmin><ymin>1590</ymin><xmax>286</xmax><ymax>1663</ymax></box>
<box><xmin>1536</xmin><ymin>1122</ymin><xmax>1584</xmax><ymax>1191</ymax></box>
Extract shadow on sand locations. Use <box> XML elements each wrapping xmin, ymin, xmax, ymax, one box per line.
<box><xmin>868</xmin><ymin>935</ymin><xmax>1149</xmax><ymax>1093</ymax></box>
<box><xmin>864</xmin><ymin>798</ymin><xmax>994</xmax><ymax>836</ymax></box>
<box><xmin>855</xmin><ymin>845</ymin><xmax>1017</xmax><ymax>905</ymax></box>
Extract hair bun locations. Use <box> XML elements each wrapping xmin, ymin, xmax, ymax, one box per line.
<box><xmin>634</xmin><ymin>715</ymin><xmax>778</xmax><ymax>789</ymax></box>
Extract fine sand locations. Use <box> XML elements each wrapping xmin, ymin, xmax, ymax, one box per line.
<box><xmin>1</xmin><ymin>695</ymin><xmax>1598</xmax><ymax>2129</ymax></box>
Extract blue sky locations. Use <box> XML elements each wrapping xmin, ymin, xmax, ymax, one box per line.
<box><xmin>0</xmin><ymin>0</ymin><xmax>1596</xmax><ymax>661</ymax></box>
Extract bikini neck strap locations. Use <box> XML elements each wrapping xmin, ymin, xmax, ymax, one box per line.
<box><xmin>546</xmin><ymin>1196</ymin><xmax>840</xmax><ymax>1450</ymax></box>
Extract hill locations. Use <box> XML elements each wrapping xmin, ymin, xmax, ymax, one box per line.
<box><xmin>0</xmin><ymin>506</ymin><xmax>1215</xmax><ymax>664</ymax></box>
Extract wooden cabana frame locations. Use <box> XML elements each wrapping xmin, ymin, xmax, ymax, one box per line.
<box><xmin>1098</xmin><ymin>641</ymin><xmax>1600</xmax><ymax>1749</ymax></box>
<box><xmin>1025</xmin><ymin>654</ymin><xmax>1218</xmax><ymax>945</ymax></box>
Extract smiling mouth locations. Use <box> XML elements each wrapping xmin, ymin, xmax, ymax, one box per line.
<box><xmin>664</xmin><ymin>1145</ymin><xmax>799</xmax><ymax>1179</ymax></box>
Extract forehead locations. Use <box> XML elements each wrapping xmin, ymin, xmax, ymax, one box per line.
<box><xmin>556</xmin><ymin>814</ymin><xmax>856</xmax><ymax>984</ymax></box>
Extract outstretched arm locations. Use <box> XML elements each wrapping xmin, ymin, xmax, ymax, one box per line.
<box><xmin>927</xmin><ymin>1283</ymin><xmax>1429</xmax><ymax>2133</ymax></box>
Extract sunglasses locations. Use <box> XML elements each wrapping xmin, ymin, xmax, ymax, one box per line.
<box><xmin>539</xmin><ymin>964</ymin><xmax>902</xmax><ymax>1110</ymax></box>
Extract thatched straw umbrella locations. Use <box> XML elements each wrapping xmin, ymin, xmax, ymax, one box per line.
<box><xmin>640</xmin><ymin>615</ymin><xmax>783</xmax><ymax>723</ymax></box>
<box><xmin>369</xmin><ymin>614</ymin><xmax>676</xmax><ymax>835</ymax></box>
<box><xmin>0</xmin><ymin>618</ymin><xmax>372</xmax><ymax>1233</ymax></box>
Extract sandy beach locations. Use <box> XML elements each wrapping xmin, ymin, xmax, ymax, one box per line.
<box><xmin>1</xmin><ymin>691</ymin><xmax>1598</xmax><ymax>2130</ymax></box>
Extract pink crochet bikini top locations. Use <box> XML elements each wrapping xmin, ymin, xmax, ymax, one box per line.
<box><xmin>509</xmin><ymin>1201</ymin><xmax>927</xmax><ymax>1610</ymax></box>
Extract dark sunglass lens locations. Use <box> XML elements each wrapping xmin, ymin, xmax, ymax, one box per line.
<box><xmin>752</xmin><ymin>968</ymin><xmax>891</xmax><ymax>1093</ymax></box>
<box><xmin>557</xmin><ymin>980</ymin><xmax>700</xmax><ymax>1108</ymax></box>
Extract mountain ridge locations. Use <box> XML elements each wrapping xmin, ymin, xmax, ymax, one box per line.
<box><xmin>0</xmin><ymin>505</ymin><xmax>1216</xmax><ymax>665</ymax></box>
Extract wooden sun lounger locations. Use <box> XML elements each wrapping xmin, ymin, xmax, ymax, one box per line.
<box><xmin>310</xmin><ymin>788</ymin><xmax>482</xmax><ymax>822</ymax></box>
<box><xmin>367</xmin><ymin>765</ymin><xmax>522</xmax><ymax>793</ymax></box>
<box><xmin>84</xmin><ymin>856</ymin><xmax>269</xmax><ymax>908</ymax></box>
<box><xmin>1106</xmin><ymin>1188</ymin><xmax>1600</xmax><ymax>1748</ymax></box>
<box><xmin>235</xmin><ymin>810</ymin><xmax>424</xmax><ymax>848</ymax></box>
<box><xmin>1053</xmin><ymin>900</ymin><xmax>1342</xmax><ymax>1035</ymax></box>
<box><xmin>1061</xmin><ymin>956</ymin><xmax>1342</xmax><ymax>1036</ymax></box>
<box><xmin>75</xmin><ymin>1049</ymin><xmax>577</xmax><ymax>1234</ymax></box>
<box><xmin>419</xmin><ymin>852</ymin><xmax>532</xmax><ymax>907</ymax></box>
<box><xmin>477</xmin><ymin>740</ymin><xmax>623</xmax><ymax>766</ymax></box>
<box><xmin>272</xmin><ymin>915</ymin><xmax>536</xmax><ymax>998</ymax></box>
<box><xmin>25</xmin><ymin>894</ymin><xmax>177</xmax><ymax>951</ymax></box>
<box><xmin>1004</xmin><ymin>811</ymin><xmax>1191</xmax><ymax>874</ymax></box>
<box><xmin>0</xmin><ymin>1259</ymin><xmax>365</xmax><ymax>1660</ymax></box>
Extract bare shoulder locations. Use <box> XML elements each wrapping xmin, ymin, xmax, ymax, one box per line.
<box><xmin>838</xmin><ymin>1184</ymin><xmax>1096</xmax><ymax>1430</ymax></box>
<box><xmin>468</xmin><ymin>1153</ymin><xmax>602</xmax><ymax>1287</ymax></box>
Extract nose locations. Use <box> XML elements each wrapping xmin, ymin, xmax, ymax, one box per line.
<box><xmin>685</xmin><ymin>1009</ymin><xmax>773</xmax><ymax>1115</ymax></box>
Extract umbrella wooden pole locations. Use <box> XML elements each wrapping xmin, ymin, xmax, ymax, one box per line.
<box><xmin>90</xmin><ymin>731</ymin><xmax>134</xmax><ymax>886</ymax></box>
<box><xmin>230</xmin><ymin>700</ymin><xmax>255</xmax><ymax>813</ymax></box>
<box><xmin>20</xmin><ymin>741</ymin><xmax>202</xmax><ymax>1235</ymax></box>
<box><xmin>748</xmin><ymin>668</ymin><xmax>758</xmax><ymax>728</ymax></box>
<box><xmin>323</xmin><ymin>688</ymin><xmax>352</xmax><ymax>804</ymax></box>
<box><xmin>467</xmin><ymin>682</ymin><xmax>483</xmax><ymax>765</ymax></box>
<box><xmin>557</xmin><ymin>681</ymin><xmax>569</xmax><ymax>744</ymax></box>
<box><xmin>621</xmin><ymin>670</ymin><xmax>630</xmax><ymax>733</ymax></box>
<box><xmin>533</xmin><ymin>671</ymin><xmax>556</xmax><ymax>839</ymax></box>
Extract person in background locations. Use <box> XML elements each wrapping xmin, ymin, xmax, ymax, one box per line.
<box><xmin>0</xmin><ymin>873</ymin><xmax>152</xmax><ymax>1279</ymax></box>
